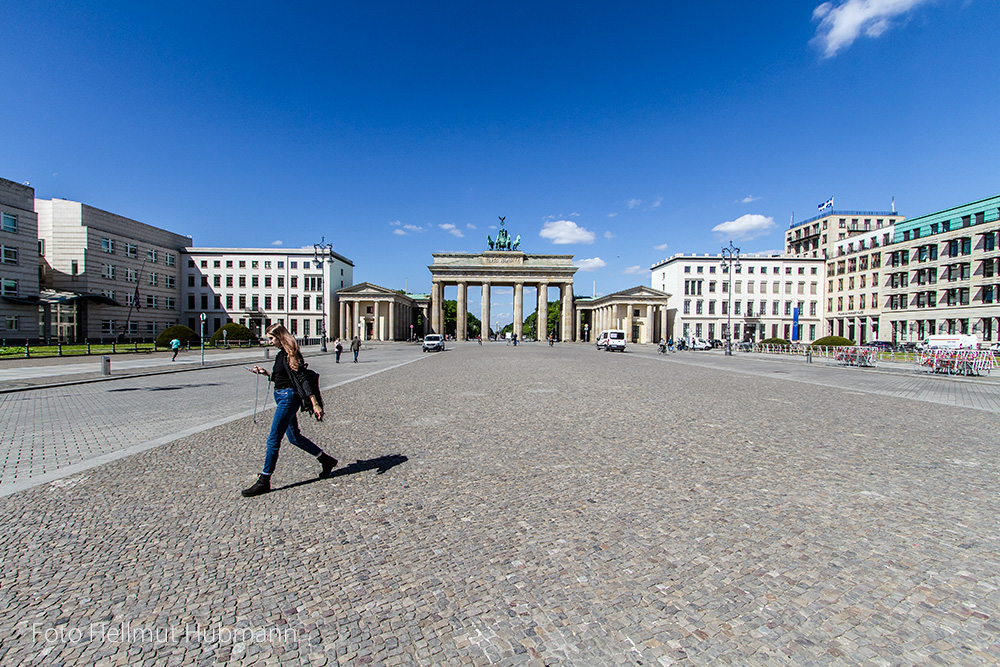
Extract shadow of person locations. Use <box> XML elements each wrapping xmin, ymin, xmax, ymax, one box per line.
<box><xmin>270</xmin><ymin>454</ymin><xmax>408</xmax><ymax>493</ymax></box>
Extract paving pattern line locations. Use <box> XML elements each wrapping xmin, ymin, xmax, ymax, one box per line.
<box><xmin>0</xmin><ymin>354</ymin><xmax>430</xmax><ymax>498</ymax></box>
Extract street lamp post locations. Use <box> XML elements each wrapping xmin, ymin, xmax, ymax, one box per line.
<box><xmin>313</xmin><ymin>238</ymin><xmax>334</xmax><ymax>352</ymax></box>
<box><xmin>721</xmin><ymin>241</ymin><xmax>741</xmax><ymax>356</ymax></box>
<box><xmin>199</xmin><ymin>312</ymin><xmax>206</xmax><ymax>366</ymax></box>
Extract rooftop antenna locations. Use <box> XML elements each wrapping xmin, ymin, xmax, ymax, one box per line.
<box><xmin>593</xmin><ymin>280</ymin><xmax>596</xmax><ymax>297</ymax></box>
<box><xmin>891</xmin><ymin>196</ymin><xmax>896</xmax><ymax>214</ymax></box>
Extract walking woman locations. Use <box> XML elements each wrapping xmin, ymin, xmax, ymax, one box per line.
<box><xmin>242</xmin><ymin>323</ymin><xmax>337</xmax><ymax>497</ymax></box>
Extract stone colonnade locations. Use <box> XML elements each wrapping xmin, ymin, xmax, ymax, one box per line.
<box><xmin>574</xmin><ymin>287</ymin><xmax>672</xmax><ymax>343</ymax></box>
<box><xmin>430</xmin><ymin>279</ymin><xmax>575</xmax><ymax>341</ymax></box>
<box><xmin>335</xmin><ymin>283</ymin><xmax>420</xmax><ymax>341</ymax></box>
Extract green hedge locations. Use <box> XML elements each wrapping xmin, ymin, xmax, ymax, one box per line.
<box><xmin>759</xmin><ymin>337</ymin><xmax>792</xmax><ymax>346</ymax></box>
<box><xmin>155</xmin><ymin>325</ymin><xmax>199</xmax><ymax>347</ymax></box>
<box><xmin>810</xmin><ymin>335</ymin><xmax>854</xmax><ymax>347</ymax></box>
<box><xmin>209</xmin><ymin>322</ymin><xmax>254</xmax><ymax>345</ymax></box>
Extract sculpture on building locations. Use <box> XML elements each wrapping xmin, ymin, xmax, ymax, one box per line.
<box><xmin>488</xmin><ymin>216</ymin><xmax>520</xmax><ymax>251</ymax></box>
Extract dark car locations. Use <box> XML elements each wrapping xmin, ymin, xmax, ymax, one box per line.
<box><xmin>861</xmin><ymin>340</ymin><xmax>893</xmax><ymax>350</ymax></box>
<box><xmin>737</xmin><ymin>340</ymin><xmax>753</xmax><ymax>352</ymax></box>
<box><xmin>709</xmin><ymin>339</ymin><xmax>723</xmax><ymax>349</ymax></box>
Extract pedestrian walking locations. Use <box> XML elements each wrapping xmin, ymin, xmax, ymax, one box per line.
<box><xmin>334</xmin><ymin>337</ymin><xmax>343</xmax><ymax>363</ymax></box>
<box><xmin>241</xmin><ymin>323</ymin><xmax>337</xmax><ymax>498</ymax></box>
<box><xmin>170</xmin><ymin>338</ymin><xmax>181</xmax><ymax>361</ymax></box>
<box><xmin>351</xmin><ymin>335</ymin><xmax>361</xmax><ymax>363</ymax></box>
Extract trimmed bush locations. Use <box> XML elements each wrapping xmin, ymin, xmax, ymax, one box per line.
<box><xmin>760</xmin><ymin>337</ymin><xmax>792</xmax><ymax>346</ymax></box>
<box><xmin>811</xmin><ymin>335</ymin><xmax>854</xmax><ymax>347</ymax></box>
<box><xmin>155</xmin><ymin>325</ymin><xmax>198</xmax><ymax>347</ymax></box>
<box><xmin>209</xmin><ymin>322</ymin><xmax>254</xmax><ymax>345</ymax></box>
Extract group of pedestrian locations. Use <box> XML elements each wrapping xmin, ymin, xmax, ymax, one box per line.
<box><xmin>331</xmin><ymin>335</ymin><xmax>361</xmax><ymax>363</ymax></box>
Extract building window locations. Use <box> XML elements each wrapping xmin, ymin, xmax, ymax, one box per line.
<box><xmin>102</xmin><ymin>264</ymin><xmax>116</xmax><ymax>280</ymax></box>
<box><xmin>166</xmin><ymin>253</ymin><xmax>176</xmax><ymax>267</ymax></box>
<box><xmin>166</xmin><ymin>275</ymin><xmax>175</xmax><ymax>288</ymax></box>
<box><xmin>303</xmin><ymin>296</ymin><xmax>311</xmax><ymax>310</ymax></box>
<box><xmin>264</xmin><ymin>295</ymin><xmax>272</xmax><ymax>310</ymax></box>
<box><xmin>148</xmin><ymin>295</ymin><xmax>159</xmax><ymax>309</ymax></box>
<box><xmin>5</xmin><ymin>315</ymin><xmax>19</xmax><ymax>331</ymax></box>
<box><xmin>239</xmin><ymin>295</ymin><xmax>247</xmax><ymax>309</ymax></box>
<box><xmin>1</xmin><ymin>212</ymin><xmax>17</xmax><ymax>233</ymax></box>
<box><xmin>1</xmin><ymin>245</ymin><xmax>18</xmax><ymax>264</ymax></box>
<box><xmin>252</xmin><ymin>275</ymin><xmax>259</xmax><ymax>288</ymax></box>
<box><xmin>166</xmin><ymin>297</ymin><xmax>176</xmax><ymax>310</ymax></box>
<box><xmin>226</xmin><ymin>295</ymin><xmax>234</xmax><ymax>309</ymax></box>
<box><xmin>226</xmin><ymin>275</ymin><xmax>234</xmax><ymax>287</ymax></box>
<box><xmin>147</xmin><ymin>249</ymin><xmax>158</xmax><ymax>262</ymax></box>
<box><xmin>126</xmin><ymin>243</ymin><xmax>138</xmax><ymax>258</ymax></box>
<box><xmin>277</xmin><ymin>276</ymin><xmax>284</xmax><ymax>288</ymax></box>
<box><xmin>239</xmin><ymin>276</ymin><xmax>246</xmax><ymax>288</ymax></box>
<box><xmin>683</xmin><ymin>300</ymin><xmax>690</xmax><ymax>314</ymax></box>
<box><xmin>277</xmin><ymin>295</ymin><xmax>284</xmax><ymax>309</ymax></box>
<box><xmin>101</xmin><ymin>238</ymin><xmax>115</xmax><ymax>253</ymax></box>
<box><xmin>291</xmin><ymin>295</ymin><xmax>298</xmax><ymax>310</ymax></box>
<box><xmin>101</xmin><ymin>320</ymin><xmax>116</xmax><ymax>335</ymax></box>
<box><xmin>148</xmin><ymin>272</ymin><xmax>159</xmax><ymax>286</ymax></box>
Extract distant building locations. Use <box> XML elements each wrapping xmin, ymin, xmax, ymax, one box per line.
<box><xmin>182</xmin><ymin>247</ymin><xmax>354</xmax><ymax>339</ymax></box>
<box><xmin>650</xmin><ymin>253</ymin><xmax>825</xmax><ymax>343</ymax></box>
<box><xmin>880</xmin><ymin>194</ymin><xmax>1000</xmax><ymax>345</ymax></box>
<box><xmin>35</xmin><ymin>197</ymin><xmax>190</xmax><ymax>342</ymax></box>
<box><xmin>0</xmin><ymin>178</ymin><xmax>41</xmax><ymax>340</ymax></box>
<box><xmin>824</xmin><ymin>222</ymin><xmax>896</xmax><ymax>342</ymax></box>
<box><xmin>785</xmin><ymin>209</ymin><xmax>903</xmax><ymax>260</ymax></box>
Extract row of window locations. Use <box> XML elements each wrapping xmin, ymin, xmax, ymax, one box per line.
<box><xmin>891</xmin><ymin>318</ymin><xmax>996</xmax><ymax>341</ymax></box>
<box><xmin>829</xmin><ymin>294</ymin><xmax>878</xmax><ymax>312</ymax></box>
<box><xmin>99</xmin><ymin>265</ymin><xmax>176</xmax><ymax>287</ymax></box>
<box><xmin>683</xmin><ymin>321</ymin><xmax>818</xmax><ymax>343</ymax></box>
<box><xmin>886</xmin><ymin>285</ymin><xmax>999</xmax><ymax>309</ymax></box>
<box><xmin>187</xmin><ymin>274</ymin><xmax>327</xmax><ymax>291</ymax></box>
<box><xmin>682</xmin><ymin>299</ymin><xmax>817</xmax><ymax>317</ymax></box>
<box><xmin>681</xmin><ymin>280</ymin><xmax>819</xmax><ymax>296</ymax></box>
<box><xmin>901</xmin><ymin>212</ymin><xmax>996</xmax><ymax>240</ymax></box>
<box><xmin>682</xmin><ymin>264</ymin><xmax>818</xmax><ymax>275</ymax></box>
<box><xmin>100</xmin><ymin>238</ymin><xmax>176</xmax><ymax>266</ymax></box>
<box><xmin>101</xmin><ymin>320</ymin><xmax>176</xmax><ymax>336</ymax></box>
<box><xmin>188</xmin><ymin>258</ymin><xmax>346</xmax><ymax>275</ymax></box>
<box><xmin>185</xmin><ymin>293</ymin><xmax>324</xmax><ymax>312</ymax></box>
<box><xmin>830</xmin><ymin>273</ymin><xmax>880</xmax><ymax>292</ymax></box>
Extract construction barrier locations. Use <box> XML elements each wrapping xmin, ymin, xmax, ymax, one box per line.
<box><xmin>833</xmin><ymin>346</ymin><xmax>878</xmax><ymax>368</ymax></box>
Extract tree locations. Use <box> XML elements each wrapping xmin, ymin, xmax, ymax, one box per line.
<box><xmin>155</xmin><ymin>325</ymin><xmax>198</xmax><ymax>347</ymax></box>
<box><xmin>440</xmin><ymin>300</ymin><xmax>482</xmax><ymax>338</ymax></box>
<box><xmin>209</xmin><ymin>322</ymin><xmax>254</xmax><ymax>346</ymax></box>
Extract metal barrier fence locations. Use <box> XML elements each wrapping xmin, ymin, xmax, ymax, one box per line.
<box><xmin>747</xmin><ymin>344</ymin><xmax>997</xmax><ymax>376</ymax></box>
<box><xmin>914</xmin><ymin>350</ymin><xmax>998</xmax><ymax>376</ymax></box>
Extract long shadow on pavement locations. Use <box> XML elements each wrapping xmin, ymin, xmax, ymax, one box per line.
<box><xmin>270</xmin><ymin>454</ymin><xmax>409</xmax><ymax>493</ymax></box>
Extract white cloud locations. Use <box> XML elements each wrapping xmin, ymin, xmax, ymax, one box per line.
<box><xmin>654</xmin><ymin>243</ymin><xmax>669</xmax><ymax>251</ymax></box>
<box><xmin>607</xmin><ymin>212</ymin><xmax>618</xmax><ymax>218</ymax></box>
<box><xmin>539</xmin><ymin>220</ymin><xmax>596</xmax><ymax>244</ymax></box>
<box><xmin>739</xmin><ymin>195</ymin><xmax>761</xmax><ymax>204</ymax></box>
<box><xmin>391</xmin><ymin>221</ymin><xmax>426</xmax><ymax>235</ymax></box>
<box><xmin>576</xmin><ymin>257</ymin><xmax>607</xmax><ymax>272</ymax></box>
<box><xmin>812</xmin><ymin>0</ymin><xmax>932</xmax><ymax>57</ymax></box>
<box><xmin>712</xmin><ymin>214</ymin><xmax>777</xmax><ymax>241</ymax></box>
<box><xmin>466</xmin><ymin>223</ymin><xmax>477</xmax><ymax>229</ymax></box>
<box><xmin>270</xmin><ymin>240</ymin><xmax>283</xmax><ymax>246</ymax></box>
<box><xmin>439</xmin><ymin>223</ymin><xmax>463</xmax><ymax>238</ymax></box>
<box><xmin>627</xmin><ymin>198</ymin><xmax>642</xmax><ymax>209</ymax></box>
<box><xmin>622</xmin><ymin>265</ymin><xmax>645</xmax><ymax>275</ymax></box>
<box><xmin>604</xmin><ymin>231</ymin><xmax>615</xmax><ymax>239</ymax></box>
<box><xmin>393</xmin><ymin>229</ymin><xmax>406</xmax><ymax>236</ymax></box>
<box><xmin>648</xmin><ymin>197</ymin><xmax>662</xmax><ymax>209</ymax></box>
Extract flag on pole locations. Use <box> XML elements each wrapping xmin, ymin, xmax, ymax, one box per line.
<box><xmin>134</xmin><ymin>285</ymin><xmax>141</xmax><ymax>310</ymax></box>
<box><xmin>818</xmin><ymin>196</ymin><xmax>834</xmax><ymax>211</ymax></box>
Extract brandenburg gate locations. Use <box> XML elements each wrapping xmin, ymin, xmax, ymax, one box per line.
<box><xmin>428</xmin><ymin>219</ymin><xmax>578</xmax><ymax>341</ymax></box>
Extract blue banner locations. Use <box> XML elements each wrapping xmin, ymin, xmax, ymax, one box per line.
<box><xmin>792</xmin><ymin>307</ymin><xmax>800</xmax><ymax>341</ymax></box>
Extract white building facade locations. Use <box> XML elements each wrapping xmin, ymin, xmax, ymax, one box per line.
<box><xmin>650</xmin><ymin>253</ymin><xmax>826</xmax><ymax>343</ymax></box>
<box><xmin>181</xmin><ymin>247</ymin><xmax>354</xmax><ymax>340</ymax></box>
<box><xmin>0</xmin><ymin>178</ymin><xmax>41</xmax><ymax>340</ymax></box>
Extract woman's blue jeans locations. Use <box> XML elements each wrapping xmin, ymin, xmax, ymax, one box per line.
<box><xmin>262</xmin><ymin>388</ymin><xmax>321</xmax><ymax>476</ymax></box>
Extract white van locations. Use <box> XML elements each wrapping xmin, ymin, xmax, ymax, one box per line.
<box><xmin>920</xmin><ymin>334</ymin><xmax>978</xmax><ymax>350</ymax></box>
<box><xmin>596</xmin><ymin>329</ymin><xmax>627</xmax><ymax>352</ymax></box>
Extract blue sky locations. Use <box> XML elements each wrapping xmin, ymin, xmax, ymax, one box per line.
<box><xmin>3</xmin><ymin>1</ymin><xmax>999</xmax><ymax>324</ymax></box>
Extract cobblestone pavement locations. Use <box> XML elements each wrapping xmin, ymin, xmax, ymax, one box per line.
<box><xmin>0</xmin><ymin>344</ymin><xmax>425</xmax><ymax>495</ymax></box>
<box><xmin>2</xmin><ymin>343</ymin><xmax>999</xmax><ymax>665</ymax></box>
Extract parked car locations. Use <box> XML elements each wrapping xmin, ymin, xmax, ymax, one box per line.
<box><xmin>595</xmin><ymin>329</ymin><xmax>627</xmax><ymax>352</ymax></box>
<box><xmin>861</xmin><ymin>340</ymin><xmax>893</xmax><ymax>350</ymax></box>
<box><xmin>422</xmin><ymin>334</ymin><xmax>445</xmax><ymax>352</ymax></box>
<box><xmin>709</xmin><ymin>338</ymin><xmax>724</xmax><ymax>349</ymax></box>
<box><xmin>690</xmin><ymin>337</ymin><xmax>712</xmax><ymax>350</ymax></box>
<box><xmin>737</xmin><ymin>340</ymin><xmax>753</xmax><ymax>352</ymax></box>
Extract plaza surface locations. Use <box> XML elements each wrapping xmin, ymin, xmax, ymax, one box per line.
<box><xmin>1</xmin><ymin>344</ymin><xmax>999</xmax><ymax>666</ymax></box>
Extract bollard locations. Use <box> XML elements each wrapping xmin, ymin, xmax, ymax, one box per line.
<box><xmin>264</xmin><ymin>348</ymin><xmax>270</xmax><ymax>359</ymax></box>
<box><xmin>87</xmin><ymin>340</ymin><xmax>91</xmax><ymax>354</ymax></box>
<box><xmin>101</xmin><ymin>356</ymin><xmax>111</xmax><ymax>375</ymax></box>
<box><xmin>25</xmin><ymin>340</ymin><xmax>30</xmax><ymax>358</ymax></box>
<box><xmin>58</xmin><ymin>342</ymin><xmax>63</xmax><ymax>356</ymax></box>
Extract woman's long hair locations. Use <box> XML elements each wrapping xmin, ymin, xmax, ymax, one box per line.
<box><xmin>265</xmin><ymin>323</ymin><xmax>303</xmax><ymax>371</ymax></box>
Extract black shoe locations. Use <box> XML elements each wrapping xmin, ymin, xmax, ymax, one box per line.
<box><xmin>241</xmin><ymin>474</ymin><xmax>271</xmax><ymax>497</ymax></box>
<box><xmin>318</xmin><ymin>453</ymin><xmax>338</xmax><ymax>478</ymax></box>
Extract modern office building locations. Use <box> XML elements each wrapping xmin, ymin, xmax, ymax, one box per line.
<box><xmin>824</xmin><ymin>222</ymin><xmax>896</xmax><ymax>342</ymax></box>
<box><xmin>880</xmin><ymin>194</ymin><xmax>1000</xmax><ymax>345</ymax></box>
<box><xmin>0</xmin><ymin>178</ymin><xmax>41</xmax><ymax>340</ymax></box>
<box><xmin>181</xmin><ymin>247</ymin><xmax>354</xmax><ymax>340</ymax></box>
<box><xmin>650</xmin><ymin>253</ymin><xmax>825</xmax><ymax>343</ymax></box>
<box><xmin>35</xmin><ymin>197</ymin><xmax>191</xmax><ymax>341</ymax></box>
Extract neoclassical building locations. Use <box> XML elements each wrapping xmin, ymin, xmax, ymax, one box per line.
<box><xmin>337</xmin><ymin>282</ymin><xmax>422</xmax><ymax>341</ymax></box>
<box><xmin>428</xmin><ymin>251</ymin><xmax>578</xmax><ymax>341</ymax></box>
<box><xmin>574</xmin><ymin>286</ymin><xmax>672</xmax><ymax>343</ymax></box>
